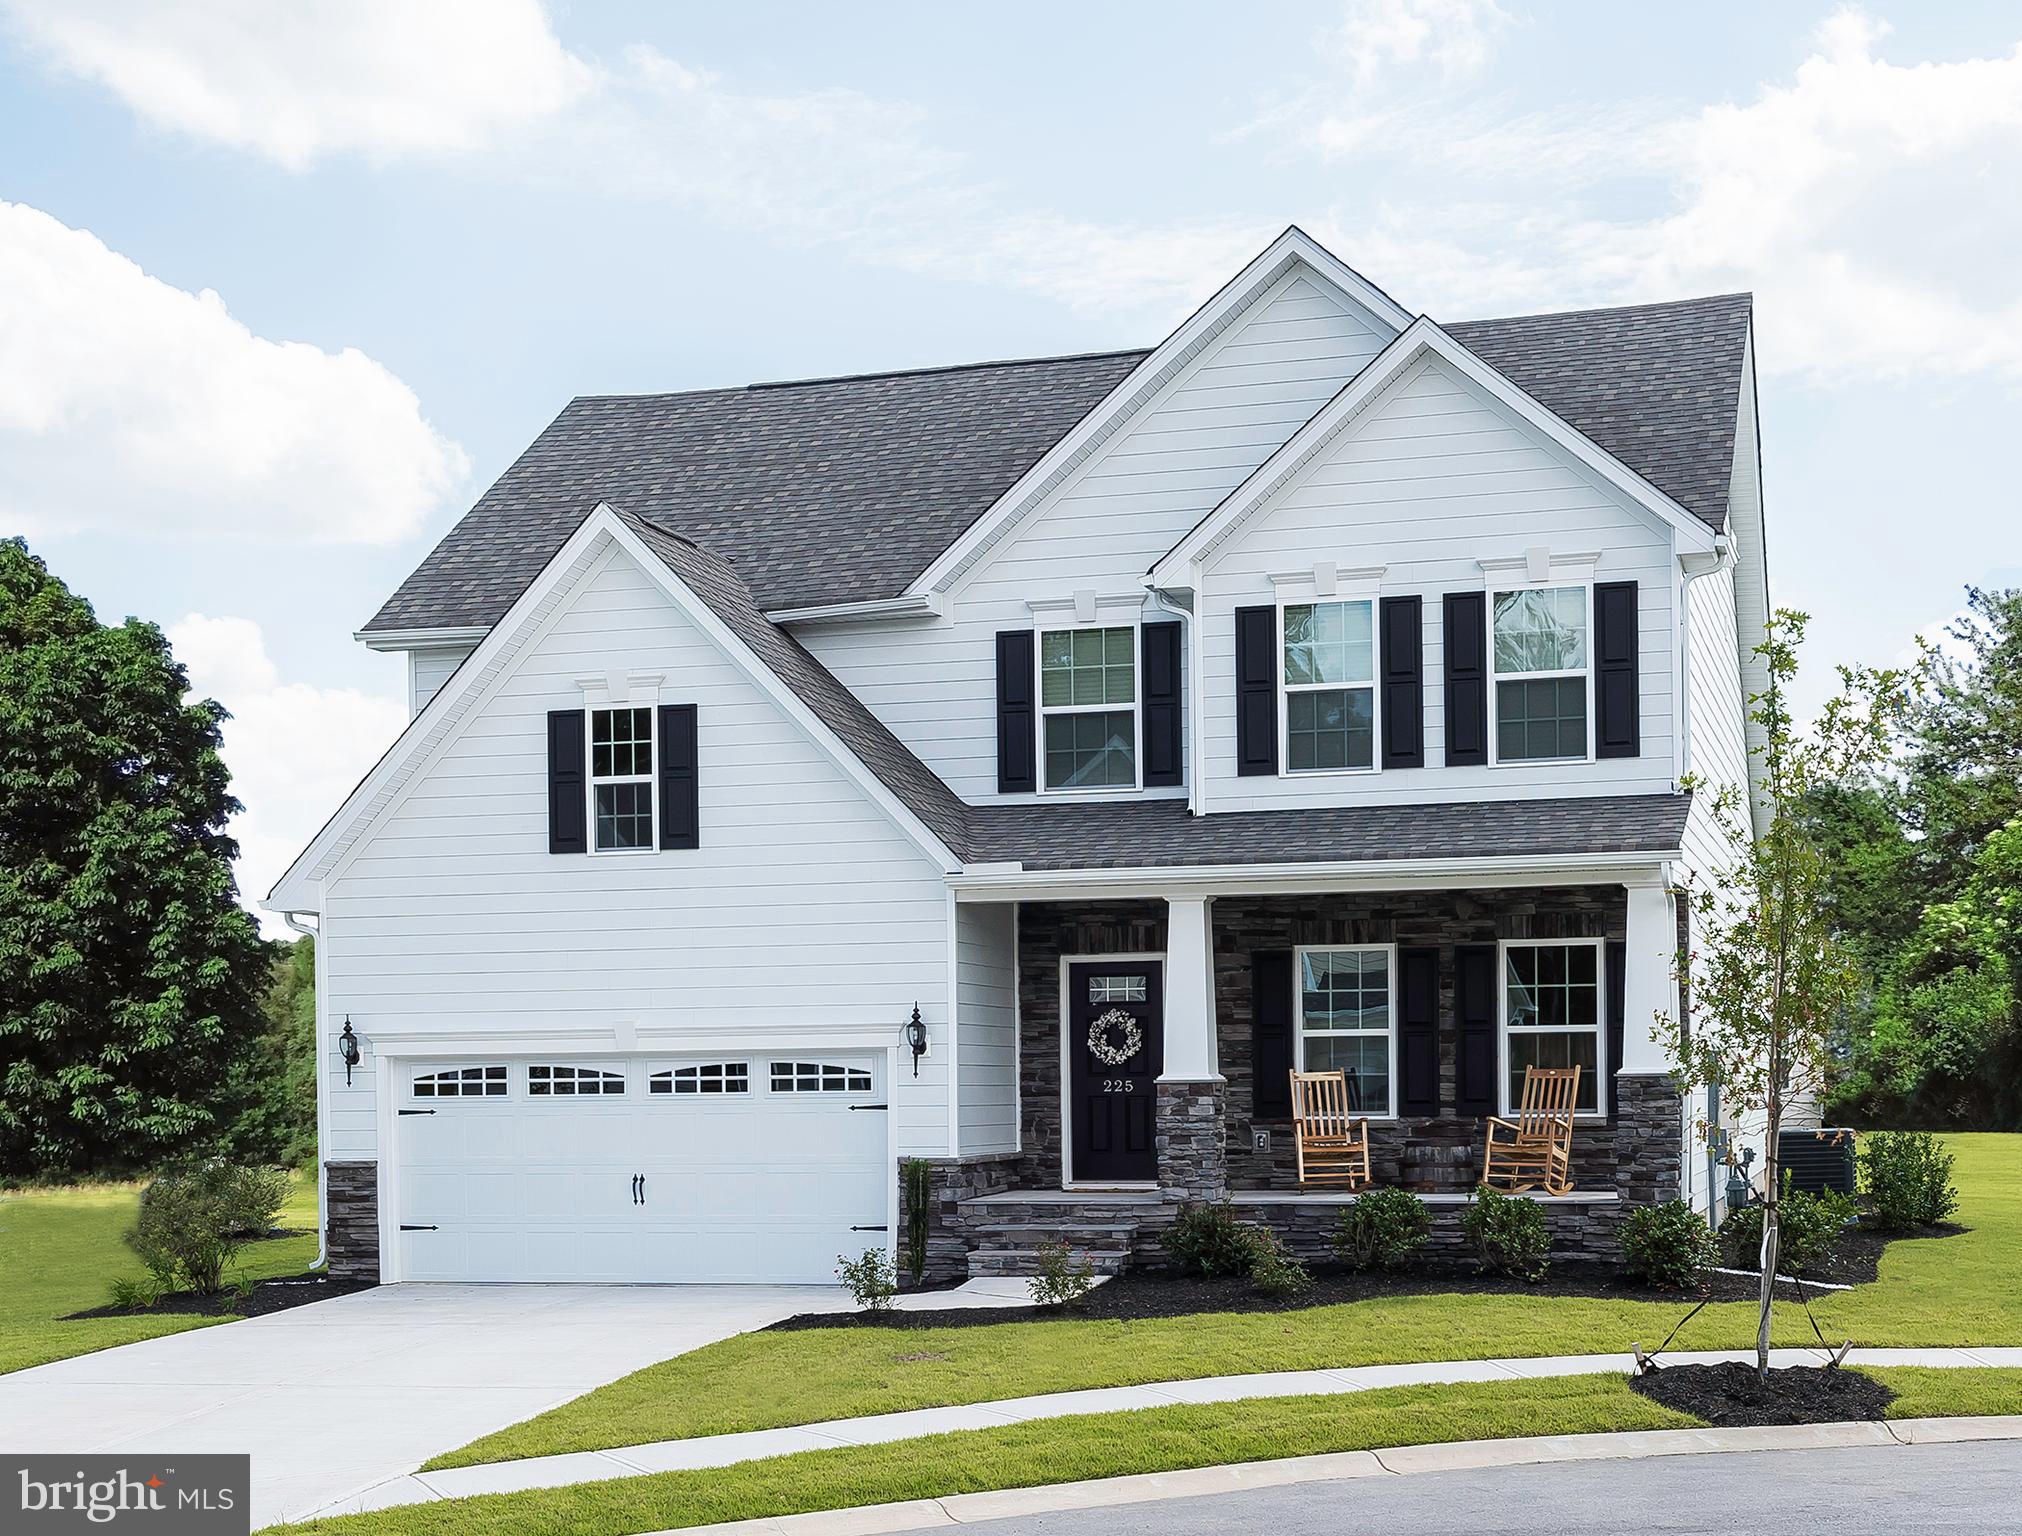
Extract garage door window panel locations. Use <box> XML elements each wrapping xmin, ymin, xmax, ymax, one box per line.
<box><xmin>528</xmin><ymin>1064</ymin><xmax>627</xmax><ymax>1096</ymax></box>
<box><xmin>651</xmin><ymin>1063</ymin><xmax>751</xmax><ymax>1095</ymax></box>
<box><xmin>413</xmin><ymin>1065</ymin><xmax>507</xmax><ymax>1098</ymax></box>
<box><xmin>770</xmin><ymin>1061</ymin><xmax>874</xmax><ymax>1093</ymax></box>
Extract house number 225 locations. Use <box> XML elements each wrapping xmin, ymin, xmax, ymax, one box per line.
<box><xmin>1101</xmin><ymin>1078</ymin><xmax>1136</xmax><ymax>1093</ymax></box>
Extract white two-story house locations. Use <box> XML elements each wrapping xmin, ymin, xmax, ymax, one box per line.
<box><xmin>269</xmin><ymin>228</ymin><xmax>1768</xmax><ymax>1286</ymax></box>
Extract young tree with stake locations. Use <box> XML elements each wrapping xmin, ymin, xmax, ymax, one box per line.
<box><xmin>1662</xmin><ymin>610</ymin><xmax>1906</xmax><ymax>1377</ymax></box>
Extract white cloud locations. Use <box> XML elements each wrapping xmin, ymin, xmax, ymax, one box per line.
<box><xmin>1329</xmin><ymin>0</ymin><xmax>1515</xmax><ymax>84</ymax></box>
<box><xmin>0</xmin><ymin>201</ymin><xmax>468</xmax><ymax>543</ymax></box>
<box><xmin>169</xmin><ymin>614</ymin><xmax>404</xmax><ymax>932</ymax></box>
<box><xmin>1</xmin><ymin>0</ymin><xmax>588</xmax><ymax>169</ymax></box>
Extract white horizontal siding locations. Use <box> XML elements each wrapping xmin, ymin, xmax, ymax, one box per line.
<box><xmin>955</xmin><ymin>901</ymin><xmax>1018</xmax><ymax>1155</ymax></box>
<box><xmin>1200</xmin><ymin>353</ymin><xmax>1680</xmax><ymax>811</ymax></box>
<box><xmin>1679</xmin><ymin>562</ymin><xmax>1750</xmax><ymax>889</ymax></box>
<box><xmin>324</xmin><ymin>544</ymin><xmax>955</xmax><ymax>1163</ymax></box>
<box><xmin>408</xmin><ymin>645</ymin><xmax>475</xmax><ymax>716</ymax></box>
<box><xmin>803</xmin><ymin>265</ymin><xmax>1393</xmax><ymax>804</ymax></box>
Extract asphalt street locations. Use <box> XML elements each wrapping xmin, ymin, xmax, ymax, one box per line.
<box><xmin>959</xmin><ymin>1440</ymin><xmax>2022</xmax><ymax>1535</ymax></box>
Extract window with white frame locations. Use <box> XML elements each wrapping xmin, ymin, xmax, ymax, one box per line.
<box><xmin>1295</xmin><ymin>946</ymin><xmax>1394</xmax><ymax>1114</ymax></box>
<box><xmin>650</xmin><ymin>1063</ymin><xmax>750</xmax><ymax>1095</ymax></box>
<box><xmin>413</xmin><ymin>1065</ymin><xmax>507</xmax><ymax>1098</ymax></box>
<box><xmin>769</xmin><ymin>1061</ymin><xmax>873</xmax><ymax>1093</ymax></box>
<box><xmin>590</xmin><ymin>707</ymin><xmax>654</xmax><ymax>851</ymax></box>
<box><xmin>1039</xmin><ymin>626</ymin><xmax>1137</xmax><ymax>790</ymax></box>
<box><xmin>1501</xmin><ymin>940</ymin><xmax>1603</xmax><ymax>1114</ymax></box>
<box><xmin>1491</xmin><ymin>586</ymin><xmax>1590</xmax><ymax>762</ymax></box>
<box><xmin>528</xmin><ymin>1064</ymin><xmax>627</xmax><ymax>1096</ymax></box>
<box><xmin>1282</xmin><ymin>601</ymin><xmax>1376</xmax><ymax>772</ymax></box>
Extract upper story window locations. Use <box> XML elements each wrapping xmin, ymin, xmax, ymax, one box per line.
<box><xmin>1296</xmin><ymin>946</ymin><xmax>1394</xmax><ymax>1115</ymax></box>
<box><xmin>591</xmin><ymin>707</ymin><xmax>654</xmax><ymax>851</ymax></box>
<box><xmin>1039</xmin><ymin>625</ymin><xmax>1137</xmax><ymax>790</ymax></box>
<box><xmin>1282</xmin><ymin>600</ymin><xmax>1375</xmax><ymax>773</ymax></box>
<box><xmin>1491</xmin><ymin>587</ymin><xmax>1590</xmax><ymax>763</ymax></box>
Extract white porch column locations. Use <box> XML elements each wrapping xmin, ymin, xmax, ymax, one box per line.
<box><xmin>1158</xmin><ymin>895</ymin><xmax>1221</xmax><ymax>1082</ymax></box>
<box><xmin>1620</xmin><ymin>880</ymin><xmax>1680</xmax><ymax>1074</ymax></box>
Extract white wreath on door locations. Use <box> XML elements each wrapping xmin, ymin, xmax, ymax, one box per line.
<box><xmin>1086</xmin><ymin>1007</ymin><xmax>1144</xmax><ymax>1068</ymax></box>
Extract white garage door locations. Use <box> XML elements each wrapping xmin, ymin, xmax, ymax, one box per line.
<box><xmin>393</xmin><ymin>1053</ymin><xmax>889</xmax><ymax>1283</ymax></box>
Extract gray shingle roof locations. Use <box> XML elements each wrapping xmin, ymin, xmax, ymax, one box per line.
<box><xmin>961</xmin><ymin>793</ymin><xmax>1691</xmax><ymax>871</ymax></box>
<box><xmin>363</xmin><ymin>293</ymin><xmax>1751</xmax><ymax>635</ymax></box>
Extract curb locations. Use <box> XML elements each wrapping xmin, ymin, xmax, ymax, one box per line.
<box><xmin>651</xmin><ymin>1416</ymin><xmax>2022</xmax><ymax>1535</ymax></box>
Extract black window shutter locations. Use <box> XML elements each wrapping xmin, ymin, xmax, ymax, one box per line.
<box><xmin>1235</xmin><ymin>605</ymin><xmax>1278</xmax><ymax>777</ymax></box>
<box><xmin>1454</xmin><ymin>944</ymin><xmax>1498</xmax><ymax>1115</ymax></box>
<box><xmin>1380</xmin><ymin>595</ymin><xmax>1424</xmax><ymax>769</ymax></box>
<box><xmin>546</xmin><ymin>709</ymin><xmax>587</xmax><ymax>855</ymax></box>
<box><xmin>1595</xmin><ymin>580</ymin><xmax>1640</xmax><ymax>758</ymax></box>
<box><xmin>995</xmin><ymin>630</ymin><xmax>1037</xmax><ymax>793</ymax></box>
<box><xmin>1398</xmin><ymin>946</ymin><xmax>1439</xmax><ymax>1115</ymax></box>
<box><xmin>659</xmin><ymin>703</ymin><xmax>699</xmax><ymax>850</ymax></box>
<box><xmin>1251</xmin><ymin>950</ymin><xmax>1294</xmax><ymax>1118</ymax></box>
<box><xmin>1442</xmin><ymin>592</ymin><xmax>1488</xmax><ymax>767</ymax></box>
<box><xmin>1141</xmin><ymin>621</ymin><xmax>1184</xmax><ymax>788</ymax></box>
<box><xmin>1606</xmin><ymin>938</ymin><xmax>1626</xmax><ymax>1121</ymax></box>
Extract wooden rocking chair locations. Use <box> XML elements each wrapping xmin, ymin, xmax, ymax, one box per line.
<box><xmin>1289</xmin><ymin>1069</ymin><xmax>1372</xmax><ymax>1189</ymax></box>
<box><xmin>1481</xmin><ymin>1066</ymin><xmax>1581</xmax><ymax>1196</ymax></box>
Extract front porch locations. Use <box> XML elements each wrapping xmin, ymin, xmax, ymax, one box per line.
<box><xmin>913</xmin><ymin>876</ymin><xmax>1691</xmax><ymax>1281</ymax></box>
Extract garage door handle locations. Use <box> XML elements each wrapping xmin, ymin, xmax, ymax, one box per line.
<box><xmin>850</xmin><ymin>1103</ymin><xmax>888</xmax><ymax>1111</ymax></box>
<box><xmin>400</xmin><ymin>1224</ymin><xmax>437</xmax><ymax>1232</ymax></box>
<box><xmin>850</xmin><ymin>1225</ymin><xmax>889</xmax><ymax>1232</ymax></box>
<box><xmin>398</xmin><ymin>1109</ymin><xmax>436</xmax><ymax>1116</ymax></box>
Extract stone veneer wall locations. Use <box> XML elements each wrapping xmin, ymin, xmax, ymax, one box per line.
<box><xmin>325</xmin><ymin>1160</ymin><xmax>380</xmax><ymax>1281</ymax></box>
<box><xmin>901</xmin><ymin>1153</ymin><xmax>1023</xmax><ymax>1285</ymax></box>
<box><xmin>1155</xmin><ymin>1080</ymin><xmax>1228</xmax><ymax>1201</ymax></box>
<box><xmin>1014</xmin><ymin>889</ymin><xmax>1682</xmax><ymax>1205</ymax></box>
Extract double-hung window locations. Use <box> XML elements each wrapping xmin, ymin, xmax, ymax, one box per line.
<box><xmin>1501</xmin><ymin>939</ymin><xmax>1604</xmax><ymax>1115</ymax></box>
<box><xmin>1039</xmin><ymin>625</ymin><xmax>1137</xmax><ymax>790</ymax></box>
<box><xmin>590</xmin><ymin>707</ymin><xmax>654</xmax><ymax>851</ymax></box>
<box><xmin>1282</xmin><ymin>601</ymin><xmax>1376</xmax><ymax>772</ymax></box>
<box><xmin>1491</xmin><ymin>586</ymin><xmax>1590</xmax><ymax>763</ymax></box>
<box><xmin>1295</xmin><ymin>945</ymin><xmax>1394</xmax><ymax>1115</ymax></box>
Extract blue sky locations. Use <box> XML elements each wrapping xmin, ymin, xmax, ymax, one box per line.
<box><xmin>2</xmin><ymin>0</ymin><xmax>2018</xmax><ymax>918</ymax></box>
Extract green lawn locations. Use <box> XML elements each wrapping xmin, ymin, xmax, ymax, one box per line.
<box><xmin>436</xmin><ymin>1133</ymin><xmax>2022</xmax><ymax>1470</ymax></box>
<box><xmin>279</xmin><ymin>1366</ymin><xmax>2022</xmax><ymax>1536</ymax></box>
<box><xmin>0</xmin><ymin>1171</ymin><xmax>318</xmax><ymax>1375</ymax></box>
<box><xmin>280</xmin><ymin>1374</ymin><xmax>1700</xmax><ymax>1536</ymax></box>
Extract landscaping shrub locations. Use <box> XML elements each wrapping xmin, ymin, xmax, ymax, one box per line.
<box><xmin>1248</xmin><ymin>1228</ymin><xmax>1313</xmax><ymax>1296</ymax></box>
<box><xmin>1859</xmin><ymin>1131</ymin><xmax>1959</xmax><ymax>1231</ymax></box>
<box><xmin>125</xmin><ymin>1161</ymin><xmax>289</xmax><ymax>1295</ymax></box>
<box><xmin>1620</xmin><ymin>1199</ymin><xmax>1717</xmax><ymax>1289</ymax></box>
<box><xmin>1333</xmin><ymin>1187</ymin><xmax>1430</xmax><ymax>1272</ymax></box>
<box><xmin>1720</xmin><ymin>1174</ymin><xmax>1858</xmax><ymax>1276</ymax></box>
<box><xmin>1027</xmin><ymin>1242</ymin><xmax>1098</xmax><ymax>1308</ymax></box>
<box><xmin>900</xmin><ymin>1157</ymin><xmax>932</xmax><ymax>1284</ymax></box>
<box><xmin>1460</xmin><ymin>1186</ymin><xmax>1551</xmax><ymax>1281</ymax></box>
<box><xmin>836</xmin><ymin>1248</ymin><xmax>898</xmax><ymax>1313</ymax></box>
<box><xmin>1162</xmin><ymin>1200</ymin><xmax>1262</xmax><ymax>1277</ymax></box>
<box><xmin>105</xmin><ymin>1275</ymin><xmax>159</xmax><ymax>1312</ymax></box>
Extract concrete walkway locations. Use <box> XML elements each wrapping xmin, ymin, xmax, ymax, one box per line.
<box><xmin>312</xmin><ymin>1344</ymin><xmax>2022</xmax><ymax>1519</ymax></box>
<box><xmin>0</xmin><ymin>1278</ymin><xmax>1038</xmax><ymax>1530</ymax></box>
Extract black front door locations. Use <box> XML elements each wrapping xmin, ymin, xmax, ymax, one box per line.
<box><xmin>1066</xmin><ymin>960</ymin><xmax>1163</xmax><ymax>1184</ymax></box>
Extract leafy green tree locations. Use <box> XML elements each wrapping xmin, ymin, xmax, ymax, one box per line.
<box><xmin>0</xmin><ymin>538</ymin><xmax>268</xmax><ymax>1175</ymax></box>
<box><xmin>225</xmin><ymin>936</ymin><xmax>318</xmax><ymax>1165</ymax></box>
<box><xmin>1902</xmin><ymin>586</ymin><xmax>2022</xmax><ymax>867</ymax></box>
<box><xmin>1663</xmin><ymin>610</ymin><xmax>1907</xmax><ymax>1376</ymax></box>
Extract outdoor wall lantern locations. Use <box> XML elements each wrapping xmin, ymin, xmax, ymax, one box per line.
<box><xmin>338</xmin><ymin>1020</ymin><xmax>361</xmax><ymax>1086</ymax></box>
<box><xmin>904</xmin><ymin>1004</ymin><xmax>928</xmax><ymax>1078</ymax></box>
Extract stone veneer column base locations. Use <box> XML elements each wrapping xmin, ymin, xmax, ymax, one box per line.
<box><xmin>324</xmin><ymin>1160</ymin><xmax>381</xmax><ymax>1282</ymax></box>
<box><xmin>1612</xmin><ymin>1072</ymin><xmax>1687</xmax><ymax>1206</ymax></box>
<box><xmin>1155</xmin><ymin>1079</ymin><xmax>1228</xmax><ymax>1203</ymax></box>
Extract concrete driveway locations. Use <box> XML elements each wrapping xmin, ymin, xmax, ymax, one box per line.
<box><xmin>0</xmin><ymin>1283</ymin><xmax>847</xmax><ymax>1528</ymax></box>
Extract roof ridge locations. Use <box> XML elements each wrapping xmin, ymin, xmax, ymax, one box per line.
<box><xmin>1450</xmin><ymin>292</ymin><xmax>1752</xmax><ymax>328</ymax></box>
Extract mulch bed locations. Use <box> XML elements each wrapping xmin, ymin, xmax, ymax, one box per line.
<box><xmin>64</xmin><ymin>1270</ymin><xmax>376</xmax><ymax>1322</ymax></box>
<box><xmin>1631</xmin><ymin>1362</ymin><xmax>1895</xmax><ymax>1425</ymax></box>
<box><xmin>771</xmin><ymin>1221</ymin><xmax>1967</xmax><ymax>1332</ymax></box>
